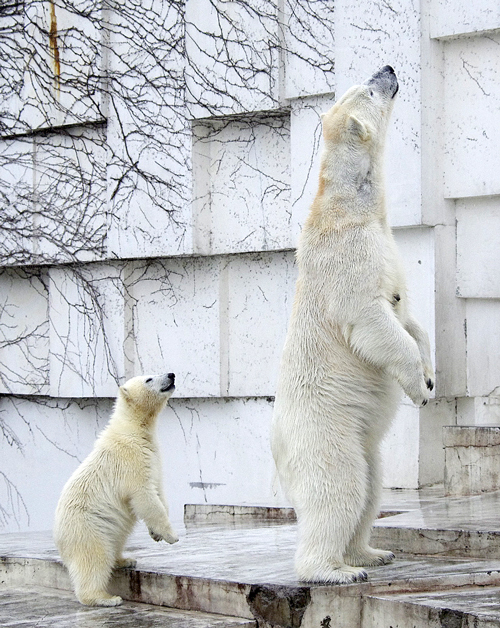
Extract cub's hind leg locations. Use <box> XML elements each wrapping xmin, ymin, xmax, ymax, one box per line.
<box><xmin>68</xmin><ymin>540</ymin><xmax>122</xmax><ymax>606</ymax></box>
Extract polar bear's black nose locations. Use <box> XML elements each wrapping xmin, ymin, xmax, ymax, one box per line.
<box><xmin>382</xmin><ymin>65</ymin><xmax>395</xmax><ymax>74</ymax></box>
<box><xmin>168</xmin><ymin>373</ymin><xmax>175</xmax><ymax>381</ymax></box>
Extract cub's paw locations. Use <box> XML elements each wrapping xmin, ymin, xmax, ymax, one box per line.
<box><xmin>164</xmin><ymin>530</ymin><xmax>179</xmax><ymax>544</ymax></box>
<box><xmin>148</xmin><ymin>528</ymin><xmax>164</xmax><ymax>542</ymax></box>
<box><xmin>344</xmin><ymin>547</ymin><xmax>395</xmax><ymax>567</ymax></box>
<box><xmin>148</xmin><ymin>528</ymin><xmax>179</xmax><ymax>544</ymax></box>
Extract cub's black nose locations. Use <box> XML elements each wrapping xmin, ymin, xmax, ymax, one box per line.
<box><xmin>168</xmin><ymin>373</ymin><xmax>175</xmax><ymax>381</ymax></box>
<box><xmin>382</xmin><ymin>65</ymin><xmax>395</xmax><ymax>74</ymax></box>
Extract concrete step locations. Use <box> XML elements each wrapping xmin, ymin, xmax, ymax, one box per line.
<box><xmin>0</xmin><ymin>585</ymin><xmax>255</xmax><ymax>627</ymax></box>
<box><xmin>443</xmin><ymin>425</ymin><xmax>500</xmax><ymax>496</ymax></box>
<box><xmin>3</xmin><ymin>489</ymin><xmax>500</xmax><ymax>627</ymax></box>
<box><xmin>366</xmin><ymin>587</ymin><xmax>500</xmax><ymax>627</ymax></box>
<box><xmin>2</xmin><ymin>525</ymin><xmax>500</xmax><ymax>627</ymax></box>
<box><xmin>372</xmin><ymin>488</ymin><xmax>500</xmax><ymax>559</ymax></box>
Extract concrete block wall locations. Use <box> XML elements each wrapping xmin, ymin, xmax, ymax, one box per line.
<box><xmin>0</xmin><ymin>0</ymin><xmax>499</xmax><ymax>532</ymax></box>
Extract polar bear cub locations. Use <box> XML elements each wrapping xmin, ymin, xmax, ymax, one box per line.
<box><xmin>271</xmin><ymin>66</ymin><xmax>434</xmax><ymax>584</ymax></box>
<box><xmin>54</xmin><ymin>372</ymin><xmax>178</xmax><ymax>606</ymax></box>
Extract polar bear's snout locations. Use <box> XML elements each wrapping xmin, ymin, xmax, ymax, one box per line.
<box><xmin>364</xmin><ymin>65</ymin><xmax>398</xmax><ymax>99</ymax></box>
<box><xmin>144</xmin><ymin>372</ymin><xmax>176</xmax><ymax>394</ymax></box>
<box><xmin>161</xmin><ymin>372</ymin><xmax>175</xmax><ymax>393</ymax></box>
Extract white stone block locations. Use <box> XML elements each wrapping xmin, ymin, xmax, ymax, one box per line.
<box><xmin>49</xmin><ymin>264</ymin><xmax>126</xmax><ymax>398</ymax></box>
<box><xmin>457</xmin><ymin>396</ymin><xmax>500</xmax><ymax>426</ymax></box>
<box><xmin>34</xmin><ymin>126</ymin><xmax>107</xmax><ymax>264</ymax></box>
<box><xmin>290</xmin><ymin>95</ymin><xmax>332</xmax><ymax>243</ymax></box>
<box><xmin>224</xmin><ymin>252</ymin><xmax>297</xmax><ymax>397</ymax></box>
<box><xmin>0</xmin><ymin>395</ymin><xmax>111</xmax><ymax>532</ymax></box>
<box><xmin>419</xmin><ymin>398</ymin><xmax>456</xmax><ymax>486</ymax></box>
<box><xmin>20</xmin><ymin>0</ymin><xmax>103</xmax><ymax>132</ymax></box>
<box><xmin>0</xmin><ymin>7</ymin><xmax>25</xmax><ymax>135</ymax></box>
<box><xmin>0</xmin><ymin>268</ymin><xmax>49</xmax><ymax>395</ymax></box>
<box><xmin>159</xmin><ymin>396</ymin><xmax>279</xmax><ymax>524</ymax></box>
<box><xmin>105</xmin><ymin>1</ymin><xmax>192</xmax><ymax>259</ymax></box>
<box><xmin>394</xmin><ymin>227</ymin><xmax>435</xmax><ymax>360</ymax></box>
<box><xmin>129</xmin><ymin>258</ymin><xmax>221</xmax><ymax>398</ymax></box>
<box><xmin>106</xmin><ymin>117</ymin><xmax>193</xmax><ymax>258</ymax></box>
<box><xmin>0</xmin><ymin>137</ymin><xmax>35</xmax><ymax>264</ymax></box>
<box><xmin>443</xmin><ymin>34</ymin><xmax>500</xmax><ymax>198</ymax></box>
<box><xmin>382</xmin><ymin>402</ymin><xmax>420</xmax><ymax>489</ymax></box>
<box><xmin>444</xmin><ymin>426</ymin><xmax>500</xmax><ymax>496</ymax></box>
<box><xmin>430</xmin><ymin>0</ymin><xmax>500</xmax><ymax>39</ymax></box>
<box><xmin>434</xmin><ymin>225</ymin><xmax>467</xmax><ymax>398</ymax></box>
<box><xmin>283</xmin><ymin>0</ymin><xmax>335</xmax><ymax>99</ymax></box>
<box><xmin>192</xmin><ymin>116</ymin><xmax>292</xmax><ymax>255</ymax></box>
<box><xmin>185</xmin><ymin>0</ymin><xmax>280</xmax><ymax>118</ymax></box>
<box><xmin>457</xmin><ymin>196</ymin><xmax>500</xmax><ymax>299</ymax></box>
<box><xmin>465</xmin><ymin>299</ymin><xmax>500</xmax><ymax>398</ymax></box>
<box><xmin>333</xmin><ymin>0</ymin><xmax>422</xmax><ymax>227</ymax></box>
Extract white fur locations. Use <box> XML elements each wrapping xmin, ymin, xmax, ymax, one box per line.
<box><xmin>54</xmin><ymin>373</ymin><xmax>178</xmax><ymax>606</ymax></box>
<box><xmin>271</xmin><ymin>68</ymin><xmax>434</xmax><ymax>584</ymax></box>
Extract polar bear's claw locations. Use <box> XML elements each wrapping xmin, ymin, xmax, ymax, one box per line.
<box><xmin>426</xmin><ymin>378</ymin><xmax>434</xmax><ymax>391</ymax></box>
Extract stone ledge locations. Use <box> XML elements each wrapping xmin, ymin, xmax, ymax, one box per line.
<box><xmin>443</xmin><ymin>425</ymin><xmax>500</xmax><ymax>448</ymax></box>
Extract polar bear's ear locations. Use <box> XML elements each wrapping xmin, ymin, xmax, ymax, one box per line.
<box><xmin>120</xmin><ymin>385</ymin><xmax>131</xmax><ymax>401</ymax></box>
<box><xmin>348</xmin><ymin>115</ymin><xmax>370</xmax><ymax>141</ymax></box>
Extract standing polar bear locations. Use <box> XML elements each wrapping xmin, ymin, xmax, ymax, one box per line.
<box><xmin>54</xmin><ymin>372</ymin><xmax>179</xmax><ymax>606</ymax></box>
<box><xmin>271</xmin><ymin>66</ymin><xmax>434</xmax><ymax>584</ymax></box>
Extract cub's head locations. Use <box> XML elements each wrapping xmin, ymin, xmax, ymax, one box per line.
<box><xmin>119</xmin><ymin>372</ymin><xmax>175</xmax><ymax>417</ymax></box>
<box><xmin>321</xmin><ymin>65</ymin><xmax>398</xmax><ymax>149</ymax></box>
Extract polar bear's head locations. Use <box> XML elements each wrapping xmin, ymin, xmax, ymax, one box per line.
<box><xmin>316</xmin><ymin>66</ymin><xmax>398</xmax><ymax>207</ymax></box>
<box><xmin>321</xmin><ymin>65</ymin><xmax>398</xmax><ymax>146</ymax></box>
<box><xmin>119</xmin><ymin>372</ymin><xmax>175</xmax><ymax>417</ymax></box>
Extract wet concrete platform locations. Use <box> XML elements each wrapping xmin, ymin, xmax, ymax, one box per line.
<box><xmin>2</xmin><ymin>488</ymin><xmax>500</xmax><ymax>627</ymax></box>
<box><xmin>0</xmin><ymin>585</ymin><xmax>255</xmax><ymax>627</ymax></box>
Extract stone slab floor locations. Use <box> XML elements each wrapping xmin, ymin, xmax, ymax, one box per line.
<box><xmin>2</xmin><ymin>488</ymin><xmax>500</xmax><ymax>627</ymax></box>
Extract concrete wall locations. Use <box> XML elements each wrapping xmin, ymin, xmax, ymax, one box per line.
<box><xmin>0</xmin><ymin>0</ymin><xmax>499</xmax><ymax>532</ymax></box>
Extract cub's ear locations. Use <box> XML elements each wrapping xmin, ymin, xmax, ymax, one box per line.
<box><xmin>120</xmin><ymin>385</ymin><xmax>131</xmax><ymax>401</ymax></box>
<box><xmin>348</xmin><ymin>115</ymin><xmax>370</xmax><ymax>141</ymax></box>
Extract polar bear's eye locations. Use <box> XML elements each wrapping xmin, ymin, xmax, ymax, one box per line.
<box><xmin>369</xmin><ymin>89</ymin><xmax>374</xmax><ymax>97</ymax></box>
<box><xmin>145</xmin><ymin>378</ymin><xmax>153</xmax><ymax>383</ymax></box>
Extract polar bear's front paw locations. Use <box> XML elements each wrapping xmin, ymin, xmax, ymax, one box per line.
<box><xmin>148</xmin><ymin>528</ymin><xmax>164</xmax><ymax>542</ymax></box>
<box><xmin>148</xmin><ymin>528</ymin><xmax>179</xmax><ymax>544</ymax></box>
<box><xmin>164</xmin><ymin>530</ymin><xmax>179</xmax><ymax>544</ymax></box>
<box><xmin>406</xmin><ymin>373</ymin><xmax>431</xmax><ymax>407</ymax></box>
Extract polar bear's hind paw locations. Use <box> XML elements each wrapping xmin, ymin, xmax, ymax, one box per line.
<box><xmin>298</xmin><ymin>563</ymin><xmax>368</xmax><ymax>584</ymax></box>
<box><xmin>79</xmin><ymin>593</ymin><xmax>123</xmax><ymax>607</ymax></box>
<box><xmin>345</xmin><ymin>548</ymin><xmax>395</xmax><ymax>567</ymax></box>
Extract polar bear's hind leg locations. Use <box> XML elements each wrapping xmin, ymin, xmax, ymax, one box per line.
<box><xmin>69</xmin><ymin>543</ymin><xmax>122</xmax><ymax>607</ymax></box>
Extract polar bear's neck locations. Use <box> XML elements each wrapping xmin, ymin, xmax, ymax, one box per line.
<box><xmin>110</xmin><ymin>396</ymin><xmax>164</xmax><ymax>434</ymax></box>
<box><xmin>309</xmin><ymin>142</ymin><xmax>387</xmax><ymax>228</ymax></box>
